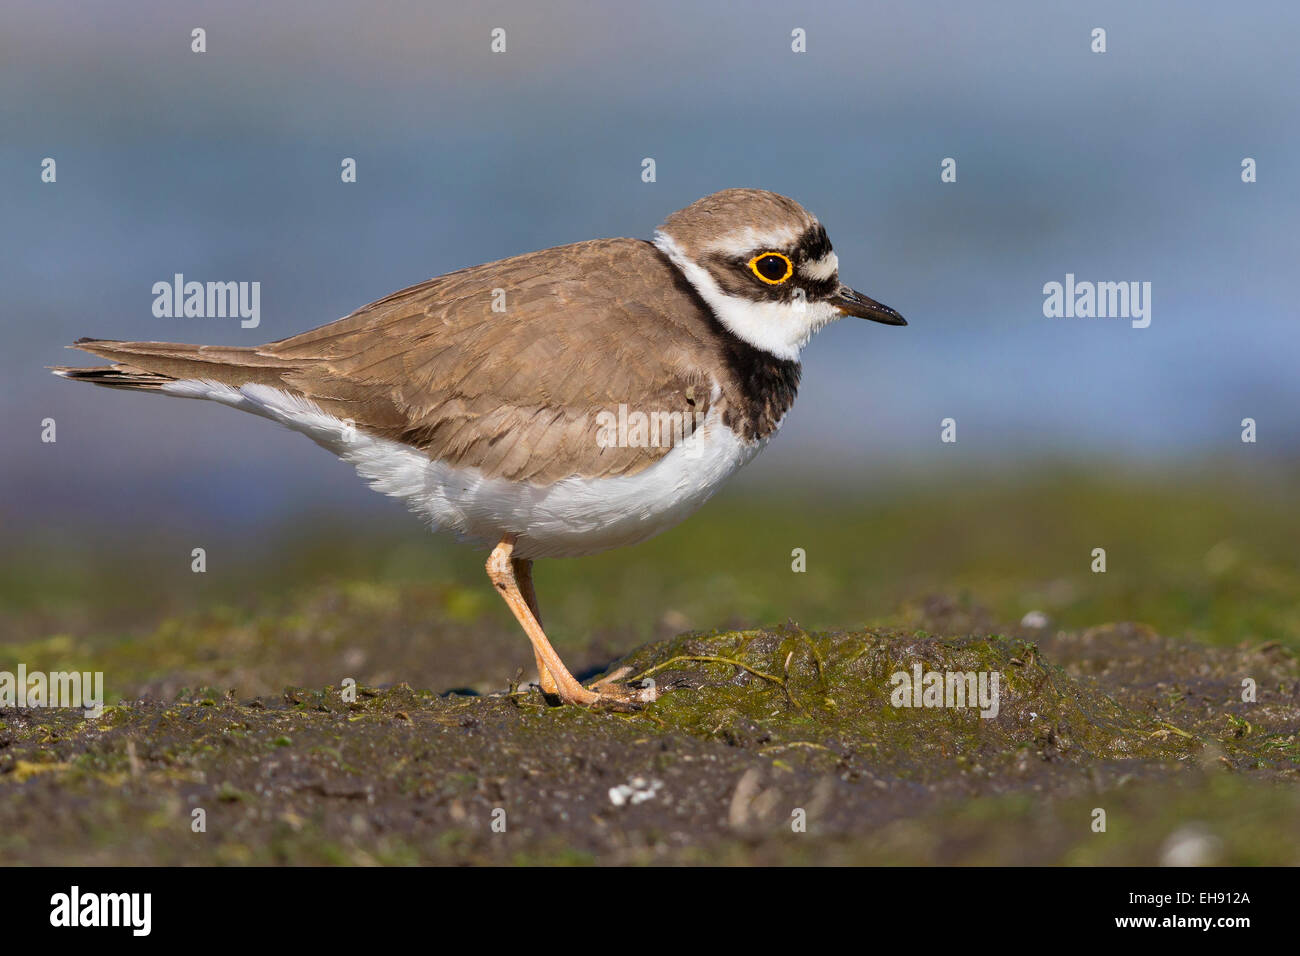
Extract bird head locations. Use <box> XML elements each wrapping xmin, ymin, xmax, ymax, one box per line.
<box><xmin>654</xmin><ymin>188</ymin><xmax>905</xmax><ymax>361</ymax></box>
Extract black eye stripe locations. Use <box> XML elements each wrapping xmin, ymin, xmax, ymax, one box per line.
<box><xmin>700</xmin><ymin>251</ymin><xmax>836</xmax><ymax>301</ymax></box>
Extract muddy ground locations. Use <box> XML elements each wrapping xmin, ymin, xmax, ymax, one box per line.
<box><xmin>2</xmin><ymin>602</ymin><xmax>1298</xmax><ymax>865</ymax></box>
<box><xmin>2</xmin><ymin>476</ymin><xmax>1298</xmax><ymax>864</ymax></box>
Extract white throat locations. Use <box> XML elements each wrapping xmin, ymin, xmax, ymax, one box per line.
<box><xmin>654</xmin><ymin>231</ymin><xmax>841</xmax><ymax>362</ymax></box>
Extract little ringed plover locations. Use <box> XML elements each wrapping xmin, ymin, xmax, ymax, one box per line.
<box><xmin>53</xmin><ymin>188</ymin><xmax>906</xmax><ymax>708</ymax></box>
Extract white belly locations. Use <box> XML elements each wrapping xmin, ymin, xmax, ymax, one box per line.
<box><xmin>163</xmin><ymin>380</ymin><xmax>767</xmax><ymax>559</ymax></box>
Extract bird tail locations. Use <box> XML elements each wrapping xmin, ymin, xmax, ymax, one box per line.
<box><xmin>51</xmin><ymin>337</ymin><xmax>300</xmax><ymax>392</ymax></box>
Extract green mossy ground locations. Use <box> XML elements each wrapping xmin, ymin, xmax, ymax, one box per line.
<box><xmin>2</xmin><ymin>472</ymin><xmax>1298</xmax><ymax>864</ymax></box>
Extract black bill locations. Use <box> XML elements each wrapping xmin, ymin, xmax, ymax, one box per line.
<box><xmin>834</xmin><ymin>284</ymin><xmax>907</xmax><ymax>326</ymax></box>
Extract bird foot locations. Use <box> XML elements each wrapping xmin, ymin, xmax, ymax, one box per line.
<box><xmin>585</xmin><ymin>666</ymin><xmax>659</xmax><ymax>710</ymax></box>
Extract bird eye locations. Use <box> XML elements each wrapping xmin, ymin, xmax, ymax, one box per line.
<box><xmin>747</xmin><ymin>252</ymin><xmax>793</xmax><ymax>285</ymax></box>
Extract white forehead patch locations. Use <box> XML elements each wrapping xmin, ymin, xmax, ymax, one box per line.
<box><xmin>799</xmin><ymin>251</ymin><xmax>839</xmax><ymax>281</ymax></box>
<box><xmin>702</xmin><ymin>224</ymin><xmax>805</xmax><ymax>259</ymax></box>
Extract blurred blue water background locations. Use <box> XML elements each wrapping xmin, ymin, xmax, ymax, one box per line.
<box><xmin>2</xmin><ymin>0</ymin><xmax>1296</xmax><ymax>534</ymax></box>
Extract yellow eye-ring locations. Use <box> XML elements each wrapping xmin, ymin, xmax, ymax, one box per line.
<box><xmin>747</xmin><ymin>251</ymin><xmax>793</xmax><ymax>285</ymax></box>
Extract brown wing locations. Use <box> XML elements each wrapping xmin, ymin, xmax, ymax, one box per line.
<box><xmin>262</xmin><ymin>238</ymin><xmax>723</xmax><ymax>483</ymax></box>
